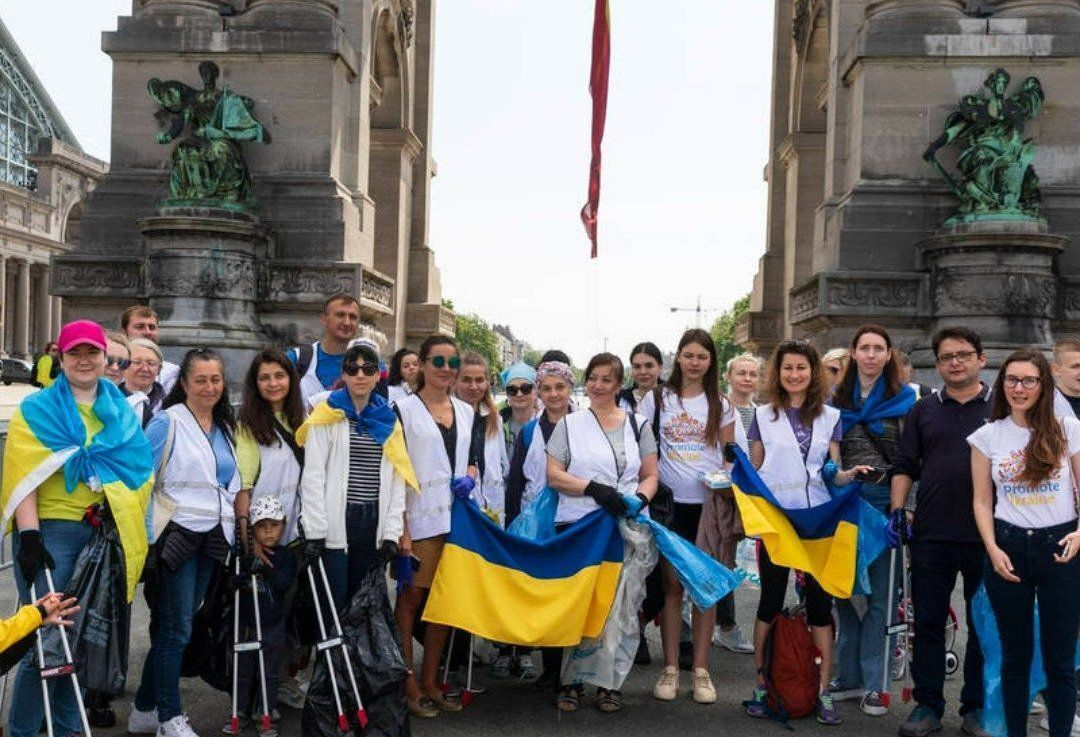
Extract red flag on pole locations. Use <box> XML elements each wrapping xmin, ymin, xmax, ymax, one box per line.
<box><xmin>580</xmin><ymin>0</ymin><xmax>610</xmax><ymax>259</ymax></box>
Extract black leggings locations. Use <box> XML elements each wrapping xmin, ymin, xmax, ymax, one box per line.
<box><xmin>755</xmin><ymin>541</ymin><xmax>832</xmax><ymax>628</ymax></box>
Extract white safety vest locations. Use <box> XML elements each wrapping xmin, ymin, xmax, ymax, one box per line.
<box><xmin>251</xmin><ymin>428</ymin><xmax>303</xmax><ymax>544</ymax></box>
<box><xmin>475</xmin><ymin>408</ymin><xmax>510</xmax><ymax>525</ymax></box>
<box><xmin>397</xmin><ymin>393</ymin><xmax>475</xmax><ymax>540</ymax></box>
<box><xmin>521</xmin><ymin>420</ymin><xmax>549</xmax><ymax>510</ymax></box>
<box><xmin>558</xmin><ymin>410</ymin><xmax>645</xmax><ymax>525</ymax></box>
<box><xmin>294</xmin><ymin>341</ymin><xmax>329</xmax><ymax>410</ymax></box>
<box><xmin>158</xmin><ymin>405</ymin><xmax>241</xmax><ymax>540</ymax></box>
<box><xmin>387</xmin><ymin>383</ymin><xmax>412</xmax><ymax>406</ymax></box>
<box><xmin>755</xmin><ymin>404</ymin><xmax>839</xmax><ymax>510</ymax></box>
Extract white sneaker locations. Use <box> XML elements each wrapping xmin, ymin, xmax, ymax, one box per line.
<box><xmin>1038</xmin><ymin>714</ymin><xmax>1080</xmax><ymax>736</ymax></box>
<box><xmin>653</xmin><ymin>665</ymin><xmax>680</xmax><ymax>701</ymax></box>
<box><xmin>157</xmin><ymin>715</ymin><xmax>200</xmax><ymax>737</ymax></box>
<box><xmin>713</xmin><ymin>625</ymin><xmax>754</xmax><ymax>653</ymax></box>
<box><xmin>1031</xmin><ymin>699</ymin><xmax>1047</xmax><ymax>715</ymax></box>
<box><xmin>128</xmin><ymin>707</ymin><xmax>159</xmax><ymax>735</ymax></box>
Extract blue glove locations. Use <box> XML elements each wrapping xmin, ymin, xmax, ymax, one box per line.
<box><xmin>395</xmin><ymin>554</ymin><xmax>415</xmax><ymax>594</ymax></box>
<box><xmin>886</xmin><ymin>509</ymin><xmax>912</xmax><ymax>548</ymax></box>
<box><xmin>450</xmin><ymin>475</ymin><xmax>476</xmax><ymax>500</ymax></box>
<box><xmin>623</xmin><ymin>493</ymin><xmax>646</xmax><ymax>518</ymax></box>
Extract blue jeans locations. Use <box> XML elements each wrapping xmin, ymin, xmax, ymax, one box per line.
<box><xmin>9</xmin><ymin>519</ymin><xmax>93</xmax><ymax>737</ymax></box>
<box><xmin>134</xmin><ymin>550</ymin><xmax>215</xmax><ymax>722</ymax></box>
<box><xmin>835</xmin><ymin>483</ymin><xmax>896</xmax><ymax>694</ymax></box>
<box><xmin>321</xmin><ymin>502</ymin><xmax>379</xmax><ymax>612</ymax></box>
<box><xmin>985</xmin><ymin>519</ymin><xmax>1080</xmax><ymax>737</ymax></box>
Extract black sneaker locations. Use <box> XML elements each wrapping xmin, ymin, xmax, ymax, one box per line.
<box><xmin>898</xmin><ymin>705</ymin><xmax>943</xmax><ymax>737</ymax></box>
<box><xmin>634</xmin><ymin>633</ymin><xmax>651</xmax><ymax>665</ymax></box>
<box><xmin>88</xmin><ymin>706</ymin><xmax>117</xmax><ymax>728</ymax></box>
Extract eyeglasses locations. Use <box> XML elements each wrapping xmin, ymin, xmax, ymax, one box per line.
<box><xmin>131</xmin><ymin>359</ymin><xmax>161</xmax><ymax>369</ymax></box>
<box><xmin>506</xmin><ymin>383</ymin><xmax>535</xmax><ymax>397</ymax></box>
<box><xmin>1003</xmin><ymin>375</ymin><xmax>1041</xmax><ymax>389</ymax></box>
<box><xmin>343</xmin><ymin>362</ymin><xmax>379</xmax><ymax>377</ymax></box>
<box><xmin>428</xmin><ymin>355</ymin><xmax>461</xmax><ymax>370</ymax></box>
<box><xmin>827</xmin><ymin>366</ymin><xmax>840</xmax><ymax>375</ymax></box>
<box><xmin>936</xmin><ymin>350</ymin><xmax>978</xmax><ymax>365</ymax></box>
<box><xmin>106</xmin><ymin>357</ymin><xmax>131</xmax><ymax>370</ymax></box>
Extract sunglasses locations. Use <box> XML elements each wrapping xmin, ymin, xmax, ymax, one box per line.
<box><xmin>106</xmin><ymin>357</ymin><xmax>131</xmax><ymax>370</ymax></box>
<box><xmin>343</xmin><ymin>362</ymin><xmax>379</xmax><ymax>377</ymax></box>
<box><xmin>506</xmin><ymin>383</ymin><xmax>535</xmax><ymax>397</ymax></box>
<box><xmin>428</xmin><ymin>355</ymin><xmax>461</xmax><ymax>370</ymax></box>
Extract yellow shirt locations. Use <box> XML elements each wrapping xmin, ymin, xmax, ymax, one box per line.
<box><xmin>236</xmin><ymin>412</ymin><xmax>292</xmax><ymax>490</ymax></box>
<box><xmin>35</xmin><ymin>356</ymin><xmax>56</xmax><ymax>389</ymax></box>
<box><xmin>35</xmin><ymin>403</ymin><xmax>105</xmax><ymax>522</ymax></box>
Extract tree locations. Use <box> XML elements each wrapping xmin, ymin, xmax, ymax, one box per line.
<box><xmin>709</xmin><ymin>294</ymin><xmax>750</xmax><ymax>386</ymax></box>
<box><xmin>454</xmin><ymin>311</ymin><xmax>504</xmax><ymax>374</ymax></box>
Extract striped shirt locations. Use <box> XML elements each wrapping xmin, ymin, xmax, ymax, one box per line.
<box><xmin>347</xmin><ymin>427</ymin><xmax>383</xmax><ymax>505</ymax></box>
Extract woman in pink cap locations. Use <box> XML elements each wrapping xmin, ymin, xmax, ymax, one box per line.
<box><xmin>1</xmin><ymin>320</ymin><xmax>154</xmax><ymax>737</ymax></box>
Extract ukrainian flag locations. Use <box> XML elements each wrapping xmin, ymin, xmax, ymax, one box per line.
<box><xmin>729</xmin><ymin>445</ymin><xmax>886</xmax><ymax>599</ymax></box>
<box><xmin>423</xmin><ymin>500</ymin><xmax>623</xmax><ymax>647</ymax></box>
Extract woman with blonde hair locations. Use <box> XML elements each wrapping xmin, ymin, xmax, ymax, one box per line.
<box><xmin>454</xmin><ymin>351</ymin><xmax>509</xmax><ymax>524</ymax></box>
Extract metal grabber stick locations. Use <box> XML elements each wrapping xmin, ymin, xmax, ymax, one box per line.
<box><xmin>461</xmin><ymin>634</ymin><xmax>476</xmax><ymax>707</ymax></box>
<box><xmin>306</xmin><ymin>562</ymin><xmax>350</xmax><ymax>733</ymax></box>
<box><xmin>440</xmin><ymin>628</ymin><xmax>457</xmax><ymax>694</ymax></box>
<box><xmin>229</xmin><ymin>552</ymin><xmax>243</xmax><ymax>734</ymax></box>
<box><xmin>248</xmin><ymin>562</ymin><xmax>273</xmax><ymax>734</ymax></box>
<box><xmin>316</xmin><ymin>559</ymin><xmax>368</xmax><ymax>729</ymax></box>
<box><xmin>882</xmin><ymin>546</ymin><xmax>909</xmax><ymax>709</ymax></box>
<box><xmin>900</xmin><ymin>543</ymin><xmax>915</xmax><ymax>703</ymax></box>
<box><xmin>34</xmin><ymin>569</ymin><xmax>93</xmax><ymax>737</ymax></box>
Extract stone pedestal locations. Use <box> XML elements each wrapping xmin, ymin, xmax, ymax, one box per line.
<box><xmin>140</xmin><ymin>207</ymin><xmax>267</xmax><ymax>364</ymax></box>
<box><xmin>913</xmin><ymin>220</ymin><xmax>1068</xmax><ymax>370</ymax></box>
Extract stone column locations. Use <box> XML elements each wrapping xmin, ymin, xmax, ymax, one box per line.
<box><xmin>0</xmin><ymin>256</ymin><xmax>7</xmax><ymax>355</ymax></box>
<box><xmin>865</xmin><ymin>0</ymin><xmax>965</xmax><ymax>17</ymax></box>
<box><xmin>34</xmin><ymin>267</ymin><xmax>52</xmax><ymax>346</ymax></box>
<box><xmin>993</xmin><ymin>1</ymin><xmax>1080</xmax><ymax>16</ymax></box>
<box><xmin>13</xmin><ymin>260</ymin><xmax>30</xmax><ymax>359</ymax></box>
<box><xmin>136</xmin><ymin>0</ymin><xmax>222</xmax><ymax>15</ymax></box>
<box><xmin>51</xmin><ymin>297</ymin><xmax>62</xmax><ymax>337</ymax></box>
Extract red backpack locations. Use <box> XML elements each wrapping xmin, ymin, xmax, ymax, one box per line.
<box><xmin>761</xmin><ymin>608</ymin><xmax>820</xmax><ymax>722</ymax></box>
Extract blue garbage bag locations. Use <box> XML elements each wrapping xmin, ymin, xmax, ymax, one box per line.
<box><xmin>507</xmin><ymin>485</ymin><xmax>558</xmax><ymax>542</ymax></box>
<box><xmin>637</xmin><ymin>515</ymin><xmax>744</xmax><ymax>610</ymax></box>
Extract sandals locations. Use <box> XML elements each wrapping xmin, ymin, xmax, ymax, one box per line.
<box><xmin>557</xmin><ymin>685</ymin><xmax>583</xmax><ymax>712</ymax></box>
<box><xmin>596</xmin><ymin>688</ymin><xmax>622</xmax><ymax>713</ymax></box>
<box><xmin>407</xmin><ymin>696</ymin><xmax>439</xmax><ymax>718</ymax></box>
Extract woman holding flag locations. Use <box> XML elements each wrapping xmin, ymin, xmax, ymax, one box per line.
<box><xmin>831</xmin><ymin>325</ymin><xmax>916</xmax><ymax>716</ymax></box>
<box><xmin>970</xmin><ymin>349</ymin><xmax>1080</xmax><ymax>737</ymax></box>
<box><xmin>638</xmin><ymin>329</ymin><xmax>736</xmax><ymax>704</ymax></box>
<box><xmin>2</xmin><ymin>320</ymin><xmax>154</xmax><ymax>737</ymax></box>
<box><xmin>744</xmin><ymin>340</ymin><xmax>873</xmax><ymax>726</ymax></box>
<box><xmin>546</xmin><ymin>352</ymin><xmax>659</xmax><ymax>713</ymax></box>
<box><xmin>130</xmin><ymin>348</ymin><xmax>242</xmax><ymax>737</ymax></box>
<box><xmin>393</xmin><ymin>335</ymin><xmax>479</xmax><ymax>716</ymax></box>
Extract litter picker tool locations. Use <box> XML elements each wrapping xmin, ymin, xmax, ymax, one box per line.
<box><xmin>882</xmin><ymin>545</ymin><xmax>912</xmax><ymax>708</ymax></box>
<box><xmin>31</xmin><ymin>569</ymin><xmax>92</xmax><ymax>737</ymax></box>
<box><xmin>229</xmin><ymin>550</ymin><xmax>273</xmax><ymax>735</ymax></box>
<box><xmin>307</xmin><ymin>558</ymin><xmax>368</xmax><ymax>731</ymax></box>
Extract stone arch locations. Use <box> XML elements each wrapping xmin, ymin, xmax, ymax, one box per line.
<box><xmin>369</xmin><ymin>1</ymin><xmax>411</xmax><ymax>130</ymax></box>
<box><xmin>791</xmin><ymin>1</ymin><xmax>828</xmax><ymax>134</ymax></box>
<box><xmin>62</xmin><ymin>201</ymin><xmax>84</xmax><ymax>245</ymax></box>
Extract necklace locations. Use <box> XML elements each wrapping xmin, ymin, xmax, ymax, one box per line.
<box><xmin>420</xmin><ymin>394</ymin><xmax>453</xmax><ymax>428</ymax></box>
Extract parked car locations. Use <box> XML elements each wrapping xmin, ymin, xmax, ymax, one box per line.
<box><xmin>2</xmin><ymin>358</ymin><xmax>33</xmax><ymax>386</ymax></box>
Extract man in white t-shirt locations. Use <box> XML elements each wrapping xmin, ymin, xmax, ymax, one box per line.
<box><xmin>1052</xmin><ymin>339</ymin><xmax>1080</xmax><ymax>420</ymax></box>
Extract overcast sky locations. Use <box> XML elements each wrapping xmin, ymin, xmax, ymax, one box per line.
<box><xmin>3</xmin><ymin>1</ymin><xmax>774</xmax><ymax>365</ymax></box>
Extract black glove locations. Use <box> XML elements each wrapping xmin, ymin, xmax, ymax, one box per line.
<box><xmin>303</xmin><ymin>538</ymin><xmax>326</xmax><ymax>567</ymax></box>
<box><xmin>723</xmin><ymin>442</ymin><xmax>738</xmax><ymax>464</ymax></box>
<box><xmin>584</xmin><ymin>481</ymin><xmax>627</xmax><ymax>517</ymax></box>
<box><xmin>378</xmin><ymin>540</ymin><xmax>399</xmax><ymax>563</ymax></box>
<box><xmin>17</xmin><ymin>530</ymin><xmax>54</xmax><ymax>587</ymax></box>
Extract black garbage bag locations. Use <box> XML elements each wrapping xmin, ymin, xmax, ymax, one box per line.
<box><xmin>64</xmin><ymin>511</ymin><xmax>130</xmax><ymax>697</ymax></box>
<box><xmin>180</xmin><ymin>560</ymin><xmax>234</xmax><ymax>693</ymax></box>
<box><xmin>302</xmin><ymin>568</ymin><xmax>409</xmax><ymax>737</ymax></box>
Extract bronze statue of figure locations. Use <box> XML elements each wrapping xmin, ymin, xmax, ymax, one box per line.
<box><xmin>923</xmin><ymin>68</ymin><xmax>1045</xmax><ymax>224</ymax></box>
<box><xmin>148</xmin><ymin>61</ymin><xmax>270</xmax><ymax>208</ymax></box>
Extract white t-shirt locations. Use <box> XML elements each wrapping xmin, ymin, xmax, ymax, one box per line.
<box><xmin>967</xmin><ymin>416</ymin><xmax>1080</xmax><ymax>529</ymax></box>
<box><xmin>640</xmin><ymin>388</ymin><xmax>735</xmax><ymax>504</ymax></box>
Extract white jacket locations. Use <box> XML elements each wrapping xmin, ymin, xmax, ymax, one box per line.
<box><xmin>299</xmin><ymin>418</ymin><xmax>408</xmax><ymax>551</ymax></box>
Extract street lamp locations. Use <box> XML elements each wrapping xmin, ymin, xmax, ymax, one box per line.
<box><xmin>669</xmin><ymin>295</ymin><xmax>718</xmax><ymax>328</ymax></box>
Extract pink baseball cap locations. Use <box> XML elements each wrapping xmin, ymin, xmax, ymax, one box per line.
<box><xmin>57</xmin><ymin>320</ymin><xmax>107</xmax><ymax>352</ymax></box>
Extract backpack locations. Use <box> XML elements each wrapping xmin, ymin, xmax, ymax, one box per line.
<box><xmin>759</xmin><ymin>608</ymin><xmax>820</xmax><ymax>722</ymax></box>
<box><xmin>294</xmin><ymin>343</ymin><xmax>315</xmax><ymax>378</ymax></box>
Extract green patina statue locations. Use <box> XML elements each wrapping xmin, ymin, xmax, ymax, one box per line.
<box><xmin>148</xmin><ymin>61</ymin><xmax>269</xmax><ymax>209</ymax></box>
<box><xmin>923</xmin><ymin>68</ymin><xmax>1045</xmax><ymax>225</ymax></box>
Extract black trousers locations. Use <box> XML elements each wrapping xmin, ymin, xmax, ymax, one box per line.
<box><xmin>910</xmin><ymin>538</ymin><xmax>985</xmax><ymax>718</ymax></box>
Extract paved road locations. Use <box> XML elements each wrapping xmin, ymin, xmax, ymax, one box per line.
<box><xmin>0</xmin><ymin>579</ymin><xmax>1028</xmax><ymax>737</ymax></box>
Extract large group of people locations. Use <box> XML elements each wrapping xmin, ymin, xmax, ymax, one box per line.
<box><xmin>2</xmin><ymin>294</ymin><xmax>1079</xmax><ymax>737</ymax></box>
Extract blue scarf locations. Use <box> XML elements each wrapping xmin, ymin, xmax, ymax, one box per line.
<box><xmin>20</xmin><ymin>375</ymin><xmax>153</xmax><ymax>493</ymax></box>
<box><xmin>839</xmin><ymin>376</ymin><xmax>916</xmax><ymax>437</ymax></box>
<box><xmin>327</xmin><ymin>388</ymin><xmax>397</xmax><ymax>445</ymax></box>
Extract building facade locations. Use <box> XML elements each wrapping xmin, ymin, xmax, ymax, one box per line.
<box><xmin>493</xmin><ymin>323</ymin><xmax>524</xmax><ymax>368</ymax></box>
<box><xmin>53</xmin><ymin>0</ymin><xmax>451</xmax><ymax>361</ymax></box>
<box><xmin>0</xmin><ymin>20</ymin><xmax>106</xmax><ymax>358</ymax></box>
<box><xmin>739</xmin><ymin>0</ymin><xmax>1080</xmax><ymax>368</ymax></box>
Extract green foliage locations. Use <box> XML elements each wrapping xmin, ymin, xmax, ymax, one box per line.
<box><xmin>522</xmin><ymin>349</ymin><xmax>544</xmax><ymax>367</ymax></box>
<box><xmin>709</xmin><ymin>294</ymin><xmax>750</xmax><ymax>387</ymax></box>
<box><xmin>454</xmin><ymin>311</ymin><xmax>504</xmax><ymax>374</ymax></box>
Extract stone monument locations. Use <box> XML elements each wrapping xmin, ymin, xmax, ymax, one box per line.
<box><xmin>738</xmin><ymin>0</ymin><xmax>1080</xmax><ymax>375</ymax></box>
<box><xmin>52</xmin><ymin>0</ymin><xmax>453</xmax><ymax>372</ymax></box>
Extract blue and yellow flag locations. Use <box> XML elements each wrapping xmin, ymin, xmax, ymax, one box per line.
<box><xmin>423</xmin><ymin>500</ymin><xmax>623</xmax><ymax>647</ymax></box>
<box><xmin>1</xmin><ymin>377</ymin><xmax>153</xmax><ymax>601</ymax></box>
<box><xmin>729</xmin><ymin>445</ymin><xmax>887</xmax><ymax>599</ymax></box>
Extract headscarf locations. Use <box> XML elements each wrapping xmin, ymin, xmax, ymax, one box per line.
<box><xmin>536</xmin><ymin>361</ymin><xmax>574</xmax><ymax>388</ymax></box>
<box><xmin>501</xmin><ymin>361</ymin><xmax>537</xmax><ymax>387</ymax></box>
